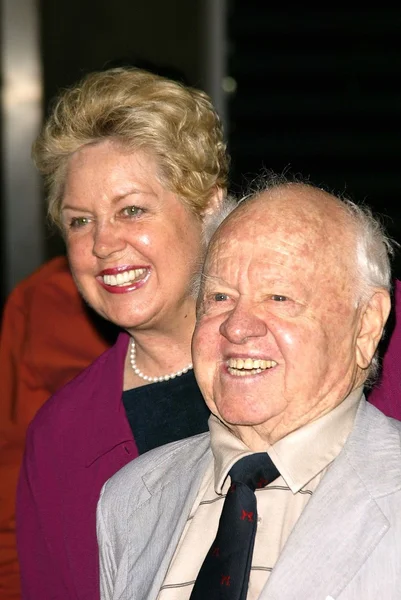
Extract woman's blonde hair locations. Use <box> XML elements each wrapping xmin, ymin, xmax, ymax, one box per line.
<box><xmin>32</xmin><ymin>67</ymin><xmax>229</xmax><ymax>228</ymax></box>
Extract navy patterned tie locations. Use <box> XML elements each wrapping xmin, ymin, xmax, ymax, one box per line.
<box><xmin>190</xmin><ymin>452</ymin><xmax>280</xmax><ymax>600</ymax></box>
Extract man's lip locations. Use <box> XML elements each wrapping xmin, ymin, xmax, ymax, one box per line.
<box><xmin>97</xmin><ymin>265</ymin><xmax>150</xmax><ymax>276</ymax></box>
<box><xmin>224</xmin><ymin>353</ymin><xmax>275</xmax><ymax>361</ymax></box>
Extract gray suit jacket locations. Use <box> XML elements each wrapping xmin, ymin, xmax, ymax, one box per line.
<box><xmin>97</xmin><ymin>400</ymin><xmax>401</xmax><ymax>599</ymax></box>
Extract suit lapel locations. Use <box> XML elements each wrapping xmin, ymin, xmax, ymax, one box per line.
<box><xmin>263</xmin><ymin>450</ymin><xmax>389</xmax><ymax>599</ymax></box>
<box><xmin>125</xmin><ymin>434</ymin><xmax>212</xmax><ymax>600</ymax></box>
<box><xmin>263</xmin><ymin>402</ymin><xmax>401</xmax><ymax>599</ymax></box>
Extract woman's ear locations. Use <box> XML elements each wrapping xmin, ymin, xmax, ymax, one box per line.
<box><xmin>202</xmin><ymin>187</ymin><xmax>225</xmax><ymax>217</ymax></box>
<box><xmin>356</xmin><ymin>289</ymin><xmax>391</xmax><ymax>369</ymax></box>
<box><xmin>201</xmin><ymin>190</ymin><xmax>237</xmax><ymax>247</ymax></box>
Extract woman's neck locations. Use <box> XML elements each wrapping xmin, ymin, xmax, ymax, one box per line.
<box><xmin>123</xmin><ymin>306</ymin><xmax>197</xmax><ymax>390</ymax></box>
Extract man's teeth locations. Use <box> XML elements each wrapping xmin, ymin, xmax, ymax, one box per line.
<box><xmin>227</xmin><ymin>357</ymin><xmax>277</xmax><ymax>376</ymax></box>
<box><xmin>102</xmin><ymin>268</ymin><xmax>147</xmax><ymax>287</ymax></box>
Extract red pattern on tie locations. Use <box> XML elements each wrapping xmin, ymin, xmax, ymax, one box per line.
<box><xmin>256</xmin><ymin>477</ymin><xmax>269</xmax><ymax>488</ymax></box>
<box><xmin>240</xmin><ymin>509</ymin><xmax>254</xmax><ymax>522</ymax></box>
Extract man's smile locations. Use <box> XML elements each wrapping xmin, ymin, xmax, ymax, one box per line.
<box><xmin>227</xmin><ymin>357</ymin><xmax>278</xmax><ymax>376</ymax></box>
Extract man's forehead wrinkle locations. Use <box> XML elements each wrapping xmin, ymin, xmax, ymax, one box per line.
<box><xmin>201</xmin><ymin>273</ymin><xmax>228</xmax><ymax>288</ymax></box>
<box><xmin>219</xmin><ymin>215</ymin><xmax>319</xmax><ymax>264</ymax></box>
<box><xmin>206</xmin><ymin>184</ymin><xmax>355</xmax><ymax>289</ymax></box>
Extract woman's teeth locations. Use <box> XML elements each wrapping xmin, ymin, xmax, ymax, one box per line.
<box><xmin>102</xmin><ymin>268</ymin><xmax>147</xmax><ymax>287</ymax></box>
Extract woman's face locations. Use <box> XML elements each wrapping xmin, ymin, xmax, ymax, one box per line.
<box><xmin>61</xmin><ymin>140</ymin><xmax>205</xmax><ymax>333</ymax></box>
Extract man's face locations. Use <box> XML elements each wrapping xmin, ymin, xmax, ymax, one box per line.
<box><xmin>192</xmin><ymin>191</ymin><xmax>369</xmax><ymax>443</ymax></box>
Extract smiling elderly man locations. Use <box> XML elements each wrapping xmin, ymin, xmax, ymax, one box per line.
<box><xmin>97</xmin><ymin>177</ymin><xmax>401</xmax><ymax>600</ymax></box>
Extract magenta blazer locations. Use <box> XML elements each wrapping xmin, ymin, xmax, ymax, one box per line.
<box><xmin>368</xmin><ymin>278</ymin><xmax>401</xmax><ymax>420</ymax></box>
<box><xmin>17</xmin><ymin>332</ymin><xmax>136</xmax><ymax>600</ymax></box>
<box><xmin>16</xmin><ymin>278</ymin><xmax>401</xmax><ymax>599</ymax></box>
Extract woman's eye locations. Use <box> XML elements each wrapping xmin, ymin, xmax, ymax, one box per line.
<box><xmin>271</xmin><ymin>295</ymin><xmax>287</xmax><ymax>302</ymax></box>
<box><xmin>121</xmin><ymin>205</ymin><xmax>144</xmax><ymax>217</ymax></box>
<box><xmin>69</xmin><ymin>216</ymin><xmax>90</xmax><ymax>229</ymax></box>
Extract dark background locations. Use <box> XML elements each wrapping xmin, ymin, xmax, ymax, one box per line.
<box><xmin>227</xmin><ymin>5</ymin><xmax>401</xmax><ymax>282</ymax></box>
<box><xmin>1</xmin><ymin>3</ymin><xmax>401</xmax><ymax>307</ymax></box>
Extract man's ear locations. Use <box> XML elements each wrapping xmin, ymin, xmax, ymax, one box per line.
<box><xmin>356</xmin><ymin>289</ymin><xmax>391</xmax><ymax>369</ymax></box>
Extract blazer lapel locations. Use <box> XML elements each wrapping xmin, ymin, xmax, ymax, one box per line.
<box><xmin>262</xmin><ymin>451</ymin><xmax>389</xmax><ymax>599</ymax></box>
<box><xmin>125</xmin><ymin>434</ymin><xmax>213</xmax><ymax>600</ymax></box>
<box><xmin>263</xmin><ymin>401</ymin><xmax>400</xmax><ymax>600</ymax></box>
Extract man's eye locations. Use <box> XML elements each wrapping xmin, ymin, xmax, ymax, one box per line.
<box><xmin>121</xmin><ymin>205</ymin><xmax>144</xmax><ymax>217</ymax></box>
<box><xmin>271</xmin><ymin>295</ymin><xmax>287</xmax><ymax>302</ymax></box>
<box><xmin>69</xmin><ymin>217</ymin><xmax>90</xmax><ymax>229</ymax></box>
<box><xmin>214</xmin><ymin>293</ymin><xmax>229</xmax><ymax>302</ymax></box>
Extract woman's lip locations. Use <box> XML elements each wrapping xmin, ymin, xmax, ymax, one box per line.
<box><xmin>97</xmin><ymin>265</ymin><xmax>150</xmax><ymax>276</ymax></box>
<box><xmin>97</xmin><ymin>277</ymin><xmax>148</xmax><ymax>294</ymax></box>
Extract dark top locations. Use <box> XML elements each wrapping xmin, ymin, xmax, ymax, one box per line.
<box><xmin>122</xmin><ymin>369</ymin><xmax>211</xmax><ymax>455</ymax></box>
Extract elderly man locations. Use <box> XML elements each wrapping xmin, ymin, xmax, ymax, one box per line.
<box><xmin>97</xmin><ymin>177</ymin><xmax>401</xmax><ymax>600</ymax></box>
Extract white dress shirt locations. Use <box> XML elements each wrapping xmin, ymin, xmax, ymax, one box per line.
<box><xmin>158</xmin><ymin>388</ymin><xmax>363</xmax><ymax>599</ymax></box>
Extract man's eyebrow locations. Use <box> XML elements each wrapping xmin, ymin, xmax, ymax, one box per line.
<box><xmin>197</xmin><ymin>273</ymin><xmax>225</xmax><ymax>300</ymax></box>
<box><xmin>201</xmin><ymin>273</ymin><xmax>228</xmax><ymax>287</ymax></box>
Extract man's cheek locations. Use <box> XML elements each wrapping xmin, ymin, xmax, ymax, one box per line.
<box><xmin>193</xmin><ymin>327</ymin><xmax>215</xmax><ymax>368</ymax></box>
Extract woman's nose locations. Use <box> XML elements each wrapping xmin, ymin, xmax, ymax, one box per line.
<box><xmin>92</xmin><ymin>222</ymin><xmax>126</xmax><ymax>259</ymax></box>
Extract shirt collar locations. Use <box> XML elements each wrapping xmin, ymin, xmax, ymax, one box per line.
<box><xmin>210</xmin><ymin>387</ymin><xmax>364</xmax><ymax>494</ymax></box>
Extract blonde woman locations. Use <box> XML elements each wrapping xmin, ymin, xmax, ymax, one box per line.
<box><xmin>17</xmin><ymin>67</ymin><xmax>234</xmax><ymax>600</ymax></box>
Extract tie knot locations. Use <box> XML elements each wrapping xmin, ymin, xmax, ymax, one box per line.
<box><xmin>229</xmin><ymin>452</ymin><xmax>279</xmax><ymax>491</ymax></box>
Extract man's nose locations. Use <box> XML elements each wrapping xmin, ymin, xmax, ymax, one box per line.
<box><xmin>219</xmin><ymin>304</ymin><xmax>268</xmax><ymax>344</ymax></box>
<box><xmin>92</xmin><ymin>222</ymin><xmax>126</xmax><ymax>259</ymax></box>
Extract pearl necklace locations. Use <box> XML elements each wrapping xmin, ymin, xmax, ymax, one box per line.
<box><xmin>129</xmin><ymin>338</ymin><xmax>193</xmax><ymax>383</ymax></box>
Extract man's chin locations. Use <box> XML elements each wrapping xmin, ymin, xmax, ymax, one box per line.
<box><xmin>215</xmin><ymin>408</ymin><xmax>277</xmax><ymax>430</ymax></box>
